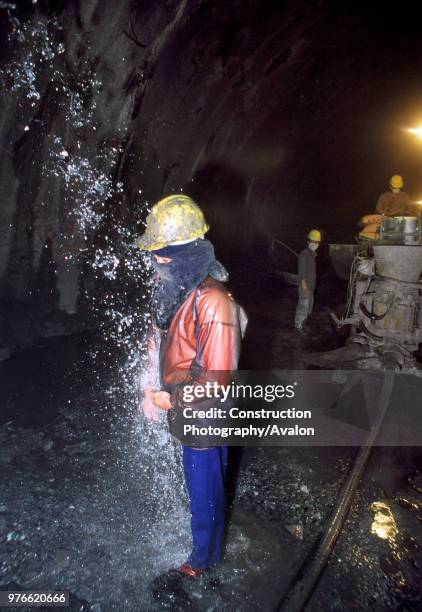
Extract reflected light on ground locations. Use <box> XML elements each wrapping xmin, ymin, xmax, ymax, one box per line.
<box><xmin>371</xmin><ymin>501</ymin><xmax>398</xmax><ymax>541</ymax></box>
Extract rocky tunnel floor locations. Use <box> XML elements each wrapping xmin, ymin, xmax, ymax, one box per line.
<box><xmin>0</xmin><ymin>287</ymin><xmax>421</xmax><ymax>611</ymax></box>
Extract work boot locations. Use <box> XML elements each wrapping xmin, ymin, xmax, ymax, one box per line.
<box><xmin>175</xmin><ymin>563</ymin><xmax>205</xmax><ymax>578</ymax></box>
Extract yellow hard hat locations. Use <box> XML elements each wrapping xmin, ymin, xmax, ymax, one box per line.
<box><xmin>390</xmin><ymin>174</ymin><xmax>404</xmax><ymax>189</ymax></box>
<box><xmin>307</xmin><ymin>229</ymin><xmax>322</xmax><ymax>242</ymax></box>
<box><xmin>137</xmin><ymin>194</ymin><xmax>209</xmax><ymax>251</ymax></box>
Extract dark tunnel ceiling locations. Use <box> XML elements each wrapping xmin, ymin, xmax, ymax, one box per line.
<box><xmin>128</xmin><ymin>2</ymin><xmax>422</xmax><ymax>241</ymax></box>
<box><xmin>125</xmin><ymin>0</ymin><xmax>422</xmax><ymax>245</ymax></box>
<box><xmin>4</xmin><ymin>0</ymin><xmax>422</xmax><ymax>250</ymax></box>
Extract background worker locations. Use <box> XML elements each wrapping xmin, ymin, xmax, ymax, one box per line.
<box><xmin>294</xmin><ymin>229</ymin><xmax>321</xmax><ymax>333</ymax></box>
<box><xmin>137</xmin><ymin>195</ymin><xmax>245</xmax><ymax>583</ymax></box>
<box><xmin>376</xmin><ymin>175</ymin><xmax>414</xmax><ymax>217</ymax></box>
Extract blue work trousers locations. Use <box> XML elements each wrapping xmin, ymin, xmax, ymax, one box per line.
<box><xmin>182</xmin><ymin>446</ymin><xmax>228</xmax><ymax>569</ymax></box>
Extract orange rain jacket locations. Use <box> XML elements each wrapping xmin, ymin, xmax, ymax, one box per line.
<box><xmin>143</xmin><ymin>276</ymin><xmax>244</xmax><ymax>446</ymax></box>
<box><xmin>144</xmin><ymin>276</ymin><xmax>245</xmax><ymax>442</ymax></box>
<box><xmin>161</xmin><ymin>276</ymin><xmax>242</xmax><ymax>405</ymax></box>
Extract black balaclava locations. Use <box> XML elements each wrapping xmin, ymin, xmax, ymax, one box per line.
<box><xmin>150</xmin><ymin>238</ymin><xmax>228</xmax><ymax>330</ymax></box>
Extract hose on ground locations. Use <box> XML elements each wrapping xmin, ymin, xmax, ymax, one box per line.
<box><xmin>276</xmin><ymin>371</ymin><xmax>395</xmax><ymax>612</ymax></box>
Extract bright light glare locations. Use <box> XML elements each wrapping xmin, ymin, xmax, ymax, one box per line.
<box><xmin>371</xmin><ymin>501</ymin><xmax>398</xmax><ymax>541</ymax></box>
<box><xmin>415</xmin><ymin>200</ymin><xmax>422</xmax><ymax>205</ymax></box>
<box><xmin>408</xmin><ymin>127</ymin><xmax>422</xmax><ymax>139</ymax></box>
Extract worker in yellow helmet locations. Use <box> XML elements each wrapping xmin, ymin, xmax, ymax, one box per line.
<box><xmin>138</xmin><ymin>194</ymin><xmax>246</xmax><ymax>588</ymax></box>
<box><xmin>376</xmin><ymin>175</ymin><xmax>414</xmax><ymax>217</ymax></box>
<box><xmin>294</xmin><ymin>229</ymin><xmax>322</xmax><ymax>333</ymax></box>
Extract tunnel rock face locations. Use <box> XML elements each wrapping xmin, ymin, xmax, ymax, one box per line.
<box><xmin>0</xmin><ymin>0</ymin><xmax>321</xmax><ymax>314</ymax></box>
<box><xmin>1</xmin><ymin>0</ymin><xmax>422</xmax><ymax>344</ymax></box>
<box><xmin>1</xmin><ymin>0</ymin><xmax>137</xmax><ymax>312</ymax></box>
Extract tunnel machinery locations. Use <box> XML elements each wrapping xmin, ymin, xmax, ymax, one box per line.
<box><xmin>329</xmin><ymin>215</ymin><xmax>422</xmax><ymax>369</ymax></box>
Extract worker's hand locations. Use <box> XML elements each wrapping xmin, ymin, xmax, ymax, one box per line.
<box><xmin>140</xmin><ymin>387</ymin><xmax>162</xmax><ymax>422</ymax></box>
<box><xmin>152</xmin><ymin>390</ymin><xmax>172</xmax><ymax>410</ymax></box>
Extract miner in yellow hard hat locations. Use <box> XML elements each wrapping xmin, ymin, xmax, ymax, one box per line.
<box><xmin>294</xmin><ymin>229</ymin><xmax>322</xmax><ymax>333</ymax></box>
<box><xmin>137</xmin><ymin>193</ymin><xmax>247</xmax><ymax>583</ymax></box>
<box><xmin>376</xmin><ymin>175</ymin><xmax>414</xmax><ymax>217</ymax></box>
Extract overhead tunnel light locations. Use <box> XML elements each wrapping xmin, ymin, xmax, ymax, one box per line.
<box><xmin>408</xmin><ymin>127</ymin><xmax>422</xmax><ymax>139</ymax></box>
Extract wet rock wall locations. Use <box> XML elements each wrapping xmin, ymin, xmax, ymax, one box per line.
<box><xmin>1</xmin><ymin>0</ymin><xmax>137</xmax><ymax>310</ymax></box>
<box><xmin>0</xmin><ymin>0</ymin><xmax>333</xmax><ymax>316</ymax></box>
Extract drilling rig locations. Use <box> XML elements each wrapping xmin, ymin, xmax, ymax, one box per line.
<box><xmin>329</xmin><ymin>215</ymin><xmax>422</xmax><ymax>370</ymax></box>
